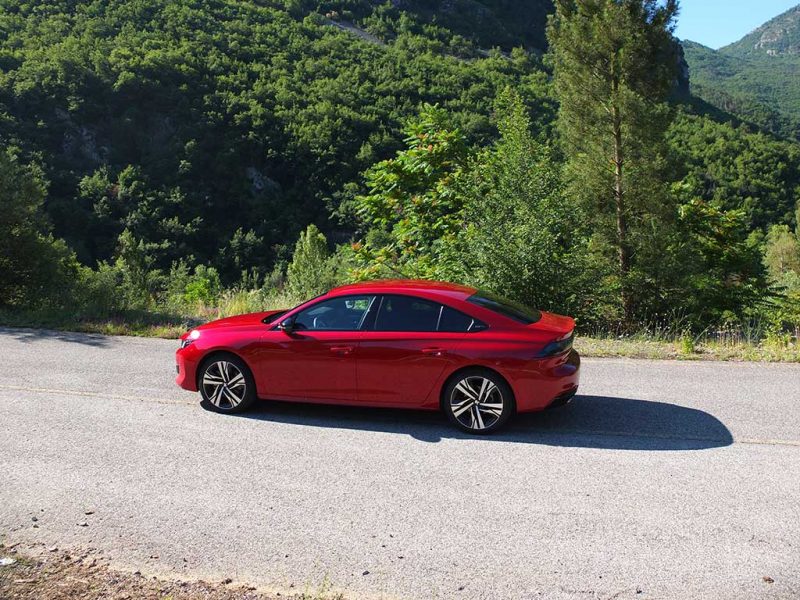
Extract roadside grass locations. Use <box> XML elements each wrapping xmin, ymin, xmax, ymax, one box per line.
<box><xmin>575</xmin><ymin>336</ymin><xmax>800</xmax><ymax>362</ymax></box>
<box><xmin>0</xmin><ymin>544</ymin><xmax>344</xmax><ymax>600</ymax></box>
<box><xmin>0</xmin><ymin>289</ymin><xmax>299</xmax><ymax>339</ymax></box>
<box><xmin>0</xmin><ymin>308</ymin><xmax>195</xmax><ymax>339</ymax></box>
<box><xmin>578</xmin><ymin>319</ymin><xmax>800</xmax><ymax>362</ymax></box>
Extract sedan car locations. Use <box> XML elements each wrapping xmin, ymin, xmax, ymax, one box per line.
<box><xmin>175</xmin><ymin>280</ymin><xmax>580</xmax><ymax>434</ymax></box>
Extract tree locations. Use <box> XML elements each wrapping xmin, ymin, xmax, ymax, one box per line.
<box><xmin>441</xmin><ymin>88</ymin><xmax>588</xmax><ymax>315</ymax></box>
<box><xmin>761</xmin><ymin>224</ymin><xmax>800</xmax><ymax>333</ymax></box>
<box><xmin>0</xmin><ymin>149</ymin><xmax>77</xmax><ymax>309</ymax></box>
<box><xmin>672</xmin><ymin>199</ymin><xmax>767</xmax><ymax>324</ymax></box>
<box><xmin>354</xmin><ymin>104</ymin><xmax>470</xmax><ymax>278</ymax></box>
<box><xmin>286</xmin><ymin>224</ymin><xmax>337</xmax><ymax>298</ymax></box>
<box><xmin>763</xmin><ymin>225</ymin><xmax>800</xmax><ymax>279</ymax></box>
<box><xmin>547</xmin><ymin>0</ymin><xmax>680</xmax><ymax>322</ymax></box>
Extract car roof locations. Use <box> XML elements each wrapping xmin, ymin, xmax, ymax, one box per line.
<box><xmin>328</xmin><ymin>279</ymin><xmax>477</xmax><ymax>300</ymax></box>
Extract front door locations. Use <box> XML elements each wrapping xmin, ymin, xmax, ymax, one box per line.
<box><xmin>253</xmin><ymin>295</ymin><xmax>375</xmax><ymax>402</ymax></box>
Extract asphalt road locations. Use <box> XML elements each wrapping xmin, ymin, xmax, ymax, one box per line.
<box><xmin>1</xmin><ymin>327</ymin><xmax>799</xmax><ymax>599</ymax></box>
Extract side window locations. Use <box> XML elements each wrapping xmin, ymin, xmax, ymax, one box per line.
<box><xmin>439</xmin><ymin>305</ymin><xmax>483</xmax><ymax>333</ymax></box>
<box><xmin>292</xmin><ymin>295</ymin><xmax>375</xmax><ymax>331</ymax></box>
<box><xmin>374</xmin><ymin>295</ymin><xmax>441</xmax><ymax>332</ymax></box>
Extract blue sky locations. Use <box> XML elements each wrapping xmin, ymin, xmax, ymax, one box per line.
<box><xmin>674</xmin><ymin>0</ymin><xmax>799</xmax><ymax>49</ymax></box>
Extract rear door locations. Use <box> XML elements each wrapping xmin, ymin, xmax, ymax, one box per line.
<box><xmin>356</xmin><ymin>294</ymin><xmax>473</xmax><ymax>407</ymax></box>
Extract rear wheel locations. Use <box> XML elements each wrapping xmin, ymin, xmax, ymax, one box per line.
<box><xmin>443</xmin><ymin>369</ymin><xmax>514</xmax><ymax>434</ymax></box>
<box><xmin>198</xmin><ymin>354</ymin><xmax>257</xmax><ymax>414</ymax></box>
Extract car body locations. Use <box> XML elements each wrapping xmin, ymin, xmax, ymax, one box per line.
<box><xmin>176</xmin><ymin>280</ymin><xmax>580</xmax><ymax>433</ymax></box>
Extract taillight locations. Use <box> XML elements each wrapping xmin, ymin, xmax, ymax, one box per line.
<box><xmin>536</xmin><ymin>332</ymin><xmax>574</xmax><ymax>358</ymax></box>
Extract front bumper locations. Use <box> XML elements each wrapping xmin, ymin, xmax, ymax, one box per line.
<box><xmin>175</xmin><ymin>345</ymin><xmax>200</xmax><ymax>392</ymax></box>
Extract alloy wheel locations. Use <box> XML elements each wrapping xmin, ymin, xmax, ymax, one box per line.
<box><xmin>449</xmin><ymin>375</ymin><xmax>505</xmax><ymax>431</ymax></box>
<box><xmin>202</xmin><ymin>360</ymin><xmax>247</xmax><ymax>410</ymax></box>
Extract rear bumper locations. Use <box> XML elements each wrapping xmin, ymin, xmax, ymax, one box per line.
<box><xmin>546</xmin><ymin>386</ymin><xmax>579</xmax><ymax>409</ymax></box>
<box><xmin>512</xmin><ymin>349</ymin><xmax>580</xmax><ymax>413</ymax></box>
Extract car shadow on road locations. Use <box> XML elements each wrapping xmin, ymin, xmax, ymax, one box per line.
<box><xmin>0</xmin><ymin>326</ymin><xmax>111</xmax><ymax>347</ymax></box>
<box><xmin>236</xmin><ymin>395</ymin><xmax>733</xmax><ymax>451</ymax></box>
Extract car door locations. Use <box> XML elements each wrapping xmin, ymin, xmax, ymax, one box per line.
<box><xmin>356</xmin><ymin>294</ymin><xmax>472</xmax><ymax>407</ymax></box>
<box><xmin>252</xmin><ymin>294</ymin><xmax>375</xmax><ymax>403</ymax></box>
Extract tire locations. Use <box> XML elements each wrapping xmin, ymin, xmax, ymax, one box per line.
<box><xmin>443</xmin><ymin>369</ymin><xmax>515</xmax><ymax>434</ymax></box>
<box><xmin>198</xmin><ymin>353</ymin><xmax>257</xmax><ymax>414</ymax></box>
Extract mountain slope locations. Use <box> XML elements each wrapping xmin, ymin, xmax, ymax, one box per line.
<box><xmin>682</xmin><ymin>5</ymin><xmax>800</xmax><ymax>139</ymax></box>
<box><xmin>1</xmin><ymin>0</ymin><xmax>797</xmax><ymax>289</ymax></box>
<box><xmin>318</xmin><ymin>0</ymin><xmax>554</xmax><ymax>52</ymax></box>
<box><xmin>723</xmin><ymin>5</ymin><xmax>800</xmax><ymax>57</ymax></box>
<box><xmin>384</xmin><ymin>0</ymin><xmax>554</xmax><ymax>51</ymax></box>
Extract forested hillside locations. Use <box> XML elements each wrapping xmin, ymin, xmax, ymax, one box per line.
<box><xmin>2</xmin><ymin>0</ymin><xmax>800</xmax><ymax>342</ymax></box>
<box><xmin>0</xmin><ymin>0</ymin><xmax>556</xmax><ymax>276</ymax></box>
<box><xmin>682</xmin><ymin>5</ymin><xmax>800</xmax><ymax>140</ymax></box>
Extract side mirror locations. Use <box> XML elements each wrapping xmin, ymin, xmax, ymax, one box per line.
<box><xmin>278</xmin><ymin>317</ymin><xmax>295</xmax><ymax>334</ymax></box>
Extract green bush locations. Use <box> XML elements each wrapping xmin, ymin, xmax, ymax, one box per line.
<box><xmin>0</xmin><ymin>149</ymin><xmax>80</xmax><ymax>311</ymax></box>
<box><xmin>74</xmin><ymin>263</ymin><xmax>126</xmax><ymax>318</ymax></box>
<box><xmin>286</xmin><ymin>224</ymin><xmax>339</xmax><ymax>299</ymax></box>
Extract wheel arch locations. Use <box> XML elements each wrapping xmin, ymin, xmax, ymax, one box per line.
<box><xmin>438</xmin><ymin>365</ymin><xmax>516</xmax><ymax>412</ymax></box>
<box><xmin>195</xmin><ymin>349</ymin><xmax>254</xmax><ymax>391</ymax></box>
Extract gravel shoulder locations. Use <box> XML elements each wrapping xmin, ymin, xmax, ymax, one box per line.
<box><xmin>0</xmin><ymin>543</ymin><xmax>310</xmax><ymax>600</ymax></box>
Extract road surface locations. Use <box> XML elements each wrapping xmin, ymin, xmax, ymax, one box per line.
<box><xmin>1</xmin><ymin>327</ymin><xmax>799</xmax><ymax>599</ymax></box>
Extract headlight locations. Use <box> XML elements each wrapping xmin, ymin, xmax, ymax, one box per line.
<box><xmin>180</xmin><ymin>329</ymin><xmax>200</xmax><ymax>349</ymax></box>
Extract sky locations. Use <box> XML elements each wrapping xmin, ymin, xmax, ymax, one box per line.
<box><xmin>673</xmin><ymin>0</ymin><xmax>799</xmax><ymax>49</ymax></box>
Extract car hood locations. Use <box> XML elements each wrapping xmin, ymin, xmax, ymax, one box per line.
<box><xmin>192</xmin><ymin>310</ymin><xmax>286</xmax><ymax>332</ymax></box>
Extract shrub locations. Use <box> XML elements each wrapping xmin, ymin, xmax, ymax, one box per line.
<box><xmin>0</xmin><ymin>149</ymin><xmax>80</xmax><ymax>310</ymax></box>
<box><xmin>183</xmin><ymin>265</ymin><xmax>221</xmax><ymax>307</ymax></box>
<box><xmin>286</xmin><ymin>224</ymin><xmax>338</xmax><ymax>298</ymax></box>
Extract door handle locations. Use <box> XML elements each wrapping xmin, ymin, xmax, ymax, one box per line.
<box><xmin>330</xmin><ymin>345</ymin><xmax>354</xmax><ymax>355</ymax></box>
<box><xmin>421</xmin><ymin>347</ymin><xmax>444</xmax><ymax>356</ymax></box>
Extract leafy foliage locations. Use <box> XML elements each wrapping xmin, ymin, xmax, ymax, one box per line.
<box><xmin>286</xmin><ymin>224</ymin><xmax>342</xmax><ymax>298</ymax></box>
<box><xmin>440</xmin><ymin>88</ymin><xmax>588</xmax><ymax>315</ymax></box>
<box><xmin>1</xmin><ymin>0</ymin><xmax>799</xmax><ymax>341</ymax></box>
<box><xmin>0</xmin><ymin>0</ymin><xmax>553</xmax><ymax>282</ymax></box>
<box><xmin>667</xmin><ymin>112</ymin><xmax>800</xmax><ymax>230</ymax></box>
<box><xmin>670</xmin><ymin>199</ymin><xmax>768</xmax><ymax>325</ymax></box>
<box><xmin>354</xmin><ymin>104</ymin><xmax>470</xmax><ymax>278</ymax></box>
<box><xmin>0</xmin><ymin>148</ymin><xmax>78</xmax><ymax>309</ymax></box>
<box><xmin>547</xmin><ymin>0</ymin><xmax>680</xmax><ymax>321</ymax></box>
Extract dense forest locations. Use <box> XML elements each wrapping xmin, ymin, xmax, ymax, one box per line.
<box><xmin>1</xmin><ymin>0</ymin><xmax>800</xmax><ymax>340</ymax></box>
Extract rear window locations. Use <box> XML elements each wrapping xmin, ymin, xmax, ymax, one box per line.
<box><xmin>373</xmin><ymin>295</ymin><xmax>488</xmax><ymax>332</ymax></box>
<box><xmin>439</xmin><ymin>305</ymin><xmax>486</xmax><ymax>333</ymax></box>
<box><xmin>467</xmin><ymin>291</ymin><xmax>541</xmax><ymax>325</ymax></box>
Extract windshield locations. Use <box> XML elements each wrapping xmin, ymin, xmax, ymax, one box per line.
<box><xmin>467</xmin><ymin>291</ymin><xmax>542</xmax><ymax>325</ymax></box>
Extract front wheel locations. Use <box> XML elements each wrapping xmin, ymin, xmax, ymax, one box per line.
<box><xmin>198</xmin><ymin>354</ymin><xmax>257</xmax><ymax>414</ymax></box>
<box><xmin>443</xmin><ymin>369</ymin><xmax>514</xmax><ymax>434</ymax></box>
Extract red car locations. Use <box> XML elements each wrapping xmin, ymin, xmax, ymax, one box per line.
<box><xmin>176</xmin><ymin>280</ymin><xmax>580</xmax><ymax>434</ymax></box>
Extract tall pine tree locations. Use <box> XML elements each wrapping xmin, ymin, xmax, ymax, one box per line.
<box><xmin>547</xmin><ymin>0</ymin><xmax>679</xmax><ymax>322</ymax></box>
